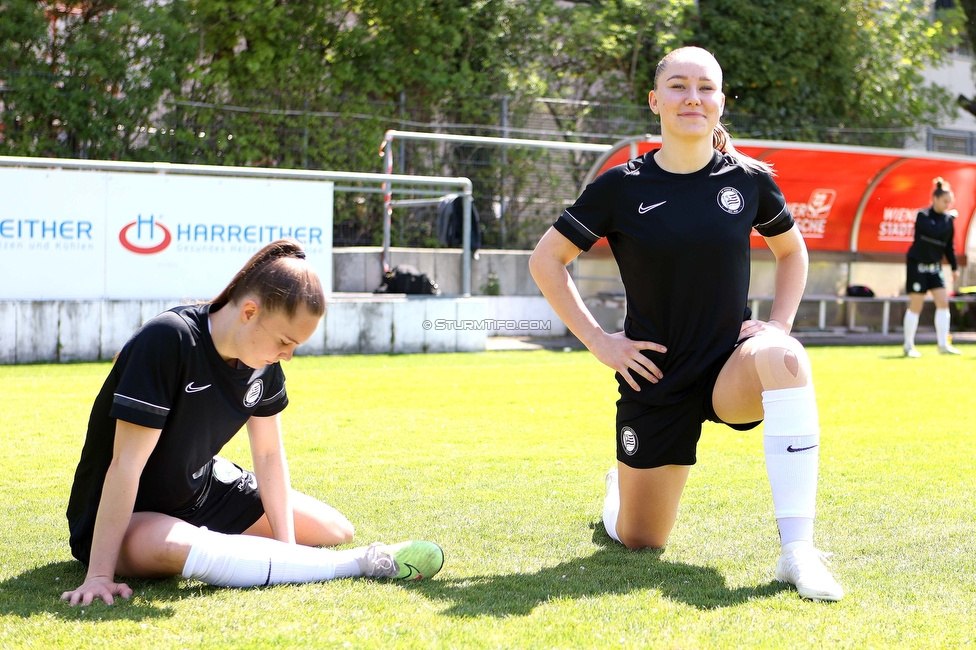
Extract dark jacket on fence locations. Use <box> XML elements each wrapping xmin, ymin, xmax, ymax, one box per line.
<box><xmin>437</xmin><ymin>194</ymin><xmax>481</xmax><ymax>253</ymax></box>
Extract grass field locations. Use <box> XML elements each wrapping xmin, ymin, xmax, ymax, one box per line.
<box><xmin>1</xmin><ymin>344</ymin><xmax>974</xmax><ymax>649</ymax></box>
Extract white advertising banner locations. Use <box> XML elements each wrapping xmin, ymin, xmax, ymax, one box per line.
<box><xmin>0</xmin><ymin>168</ymin><xmax>333</xmax><ymax>300</ymax></box>
<box><xmin>1</xmin><ymin>168</ymin><xmax>108</xmax><ymax>299</ymax></box>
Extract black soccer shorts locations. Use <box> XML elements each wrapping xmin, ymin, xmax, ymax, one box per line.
<box><xmin>906</xmin><ymin>260</ymin><xmax>946</xmax><ymax>294</ymax></box>
<box><xmin>172</xmin><ymin>456</ymin><xmax>266</xmax><ymax>535</ymax></box>
<box><xmin>615</xmin><ymin>344</ymin><xmax>761</xmax><ymax>469</ymax></box>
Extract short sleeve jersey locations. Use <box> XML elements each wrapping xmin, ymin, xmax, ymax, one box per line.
<box><xmin>907</xmin><ymin>207</ymin><xmax>957</xmax><ymax>270</ymax></box>
<box><xmin>66</xmin><ymin>303</ymin><xmax>288</xmax><ymax>545</ymax></box>
<box><xmin>553</xmin><ymin>150</ymin><xmax>794</xmax><ymax>405</ymax></box>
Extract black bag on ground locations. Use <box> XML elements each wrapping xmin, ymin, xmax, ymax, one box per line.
<box><xmin>374</xmin><ymin>265</ymin><xmax>440</xmax><ymax>295</ymax></box>
<box><xmin>846</xmin><ymin>285</ymin><xmax>875</xmax><ymax>298</ymax></box>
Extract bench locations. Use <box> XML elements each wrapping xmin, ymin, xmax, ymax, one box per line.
<box><xmin>587</xmin><ymin>291</ymin><xmax>975</xmax><ymax>336</ymax></box>
<box><xmin>748</xmin><ymin>294</ymin><xmax>976</xmax><ymax>335</ymax></box>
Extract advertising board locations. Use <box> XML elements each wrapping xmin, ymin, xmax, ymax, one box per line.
<box><xmin>0</xmin><ymin>168</ymin><xmax>334</xmax><ymax>300</ymax></box>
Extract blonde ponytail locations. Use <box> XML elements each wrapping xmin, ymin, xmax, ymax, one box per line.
<box><xmin>712</xmin><ymin>123</ymin><xmax>729</xmax><ymax>154</ymax></box>
<box><xmin>932</xmin><ymin>176</ymin><xmax>952</xmax><ymax>198</ymax></box>
<box><xmin>713</xmin><ymin>123</ymin><xmax>772</xmax><ymax>175</ymax></box>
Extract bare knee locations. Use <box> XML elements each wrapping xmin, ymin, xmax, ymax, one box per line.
<box><xmin>322</xmin><ymin>517</ymin><xmax>355</xmax><ymax>545</ymax></box>
<box><xmin>618</xmin><ymin>529</ymin><xmax>668</xmax><ymax>551</ymax></box>
<box><xmin>293</xmin><ymin>494</ymin><xmax>356</xmax><ymax>546</ymax></box>
<box><xmin>295</xmin><ymin>515</ymin><xmax>354</xmax><ymax>547</ymax></box>
<box><xmin>751</xmin><ymin>335</ymin><xmax>811</xmax><ymax>390</ymax></box>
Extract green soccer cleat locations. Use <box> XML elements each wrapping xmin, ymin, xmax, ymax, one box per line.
<box><xmin>386</xmin><ymin>540</ymin><xmax>445</xmax><ymax>581</ymax></box>
<box><xmin>356</xmin><ymin>540</ymin><xmax>445</xmax><ymax>581</ymax></box>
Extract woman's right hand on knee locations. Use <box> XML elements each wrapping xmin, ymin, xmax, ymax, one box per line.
<box><xmin>60</xmin><ymin>574</ymin><xmax>133</xmax><ymax>606</ymax></box>
<box><xmin>589</xmin><ymin>331</ymin><xmax>667</xmax><ymax>391</ymax></box>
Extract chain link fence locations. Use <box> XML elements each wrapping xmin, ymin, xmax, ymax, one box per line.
<box><xmin>151</xmin><ymin>96</ymin><xmax>662</xmax><ymax>249</ymax></box>
<box><xmin>2</xmin><ymin>86</ymin><xmax>970</xmax><ymax>249</ymax></box>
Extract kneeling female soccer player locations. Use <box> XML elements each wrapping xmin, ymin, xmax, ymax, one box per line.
<box><xmin>530</xmin><ymin>47</ymin><xmax>843</xmax><ymax>601</ymax></box>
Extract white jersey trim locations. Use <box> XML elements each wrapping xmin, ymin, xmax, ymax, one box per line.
<box><xmin>563</xmin><ymin>209</ymin><xmax>600</xmax><ymax>240</ymax></box>
<box><xmin>114</xmin><ymin>392</ymin><xmax>170</xmax><ymax>414</ymax></box>
<box><xmin>755</xmin><ymin>205</ymin><xmax>789</xmax><ymax>229</ymax></box>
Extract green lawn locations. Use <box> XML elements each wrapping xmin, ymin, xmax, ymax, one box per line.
<box><xmin>1</xmin><ymin>344</ymin><xmax>974</xmax><ymax>649</ymax></box>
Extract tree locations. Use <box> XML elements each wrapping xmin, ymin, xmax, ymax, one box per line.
<box><xmin>0</xmin><ymin>1</ymin><xmax>195</xmax><ymax>158</ymax></box>
<box><xmin>2</xmin><ymin>1</ymin><xmax>969</xmax><ymax>248</ymax></box>
<box><xmin>695</xmin><ymin>0</ymin><xmax>960</xmax><ymax>145</ymax></box>
<box><xmin>953</xmin><ymin>0</ymin><xmax>976</xmax><ymax>51</ymax></box>
<box><xmin>530</xmin><ymin>0</ymin><xmax>695</xmax><ymax>118</ymax></box>
<box><xmin>161</xmin><ymin>0</ymin><xmax>556</xmax><ymax>245</ymax></box>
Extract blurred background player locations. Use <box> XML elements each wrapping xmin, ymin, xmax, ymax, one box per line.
<box><xmin>903</xmin><ymin>177</ymin><xmax>962</xmax><ymax>357</ymax></box>
<box><xmin>530</xmin><ymin>47</ymin><xmax>843</xmax><ymax>601</ymax></box>
<box><xmin>63</xmin><ymin>239</ymin><xmax>443</xmax><ymax>607</ymax></box>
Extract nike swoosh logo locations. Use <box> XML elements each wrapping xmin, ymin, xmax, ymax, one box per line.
<box><xmin>786</xmin><ymin>444</ymin><xmax>818</xmax><ymax>453</ymax></box>
<box><xmin>638</xmin><ymin>201</ymin><xmax>666</xmax><ymax>214</ymax></box>
<box><xmin>399</xmin><ymin>563</ymin><xmax>422</xmax><ymax>581</ymax></box>
<box><xmin>185</xmin><ymin>382</ymin><xmax>212</xmax><ymax>394</ymax></box>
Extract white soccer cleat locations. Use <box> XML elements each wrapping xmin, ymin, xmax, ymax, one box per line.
<box><xmin>356</xmin><ymin>542</ymin><xmax>399</xmax><ymax>578</ymax></box>
<box><xmin>938</xmin><ymin>344</ymin><xmax>962</xmax><ymax>355</ymax></box>
<box><xmin>904</xmin><ymin>345</ymin><xmax>921</xmax><ymax>358</ymax></box>
<box><xmin>775</xmin><ymin>541</ymin><xmax>845</xmax><ymax>602</ymax></box>
<box><xmin>605</xmin><ymin>466</ymin><xmax>619</xmax><ymax>495</ymax></box>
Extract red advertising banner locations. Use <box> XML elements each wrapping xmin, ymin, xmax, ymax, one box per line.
<box><xmin>855</xmin><ymin>158</ymin><xmax>975</xmax><ymax>255</ymax></box>
<box><xmin>738</xmin><ymin>146</ymin><xmax>903</xmax><ymax>252</ymax></box>
<box><xmin>583</xmin><ymin>138</ymin><xmax>975</xmax><ymax>258</ymax></box>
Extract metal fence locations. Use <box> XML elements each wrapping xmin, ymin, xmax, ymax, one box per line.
<box><xmin>150</xmin><ymin>98</ymin><xmax>958</xmax><ymax>250</ymax></box>
<box><xmin>927</xmin><ymin>128</ymin><xmax>976</xmax><ymax>156</ymax></box>
<box><xmin>3</xmin><ymin>88</ymin><xmax>972</xmax><ymax>249</ymax></box>
<box><xmin>1</xmin><ymin>91</ymin><xmax>652</xmax><ymax>249</ymax></box>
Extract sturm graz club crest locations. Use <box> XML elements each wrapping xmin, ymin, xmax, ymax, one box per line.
<box><xmin>717</xmin><ymin>187</ymin><xmax>745</xmax><ymax>214</ymax></box>
<box><xmin>620</xmin><ymin>426</ymin><xmax>639</xmax><ymax>456</ymax></box>
<box><xmin>243</xmin><ymin>379</ymin><xmax>264</xmax><ymax>408</ymax></box>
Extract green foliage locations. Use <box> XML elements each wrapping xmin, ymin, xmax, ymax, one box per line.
<box><xmin>2</xmin><ymin>346</ymin><xmax>976</xmax><ymax>647</ymax></box>
<box><xmin>0</xmin><ymin>1</ymin><xmax>970</xmax><ymax>248</ymax></box>
<box><xmin>696</xmin><ymin>0</ymin><xmax>959</xmax><ymax>143</ymax></box>
<box><xmin>1</xmin><ymin>2</ymin><xmax>965</xmax><ymax>157</ymax></box>
<box><xmin>480</xmin><ymin>271</ymin><xmax>501</xmax><ymax>295</ymax></box>
<box><xmin>953</xmin><ymin>0</ymin><xmax>976</xmax><ymax>51</ymax></box>
<box><xmin>0</xmin><ymin>0</ymin><xmax>196</xmax><ymax>158</ymax></box>
<box><xmin>144</xmin><ymin>1</ymin><xmax>559</xmax><ymax>246</ymax></box>
<box><xmin>534</xmin><ymin>0</ymin><xmax>696</xmax><ymax>106</ymax></box>
<box><xmin>847</xmin><ymin>1</ymin><xmax>958</xmax><ymax>126</ymax></box>
<box><xmin>165</xmin><ymin>0</ymin><xmax>545</xmax><ymax>166</ymax></box>
<box><xmin>697</xmin><ymin>0</ymin><xmax>854</xmax><ymax>125</ymax></box>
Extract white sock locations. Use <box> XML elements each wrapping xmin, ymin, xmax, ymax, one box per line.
<box><xmin>903</xmin><ymin>309</ymin><xmax>919</xmax><ymax>349</ymax></box>
<box><xmin>762</xmin><ymin>385</ymin><xmax>819</xmax><ymax>547</ymax></box>
<box><xmin>776</xmin><ymin>517</ymin><xmax>814</xmax><ymax>545</ymax></box>
<box><xmin>182</xmin><ymin>529</ymin><xmax>364</xmax><ymax>587</ymax></box>
<box><xmin>935</xmin><ymin>308</ymin><xmax>950</xmax><ymax>348</ymax></box>
<box><xmin>602</xmin><ymin>468</ymin><xmax>622</xmax><ymax>543</ymax></box>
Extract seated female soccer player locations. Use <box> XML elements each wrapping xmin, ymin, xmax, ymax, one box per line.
<box><xmin>62</xmin><ymin>239</ymin><xmax>443</xmax><ymax>606</ymax></box>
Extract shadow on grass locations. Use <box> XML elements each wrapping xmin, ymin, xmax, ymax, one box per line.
<box><xmin>5</xmin><ymin>524</ymin><xmax>788</xmax><ymax>621</ymax></box>
<box><xmin>0</xmin><ymin>560</ymin><xmax>212</xmax><ymax>621</ymax></box>
<box><xmin>413</xmin><ymin>522</ymin><xmax>788</xmax><ymax>617</ymax></box>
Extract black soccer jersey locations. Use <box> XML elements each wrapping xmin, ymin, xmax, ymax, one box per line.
<box><xmin>907</xmin><ymin>207</ymin><xmax>957</xmax><ymax>270</ymax></box>
<box><xmin>554</xmin><ymin>150</ymin><xmax>794</xmax><ymax>405</ymax></box>
<box><xmin>66</xmin><ymin>303</ymin><xmax>288</xmax><ymax>551</ymax></box>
